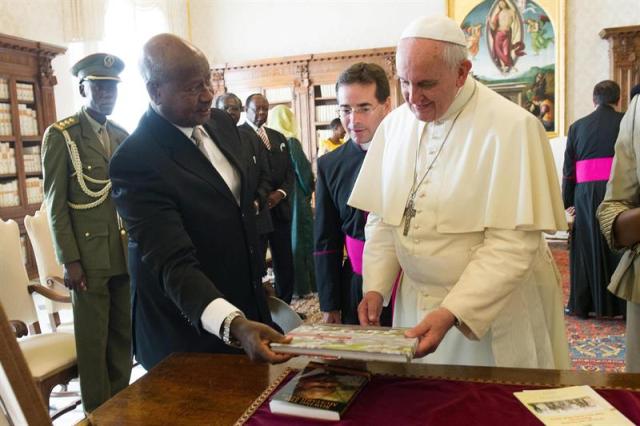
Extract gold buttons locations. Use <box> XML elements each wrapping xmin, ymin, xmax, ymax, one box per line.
<box><xmin>84</xmin><ymin>232</ymin><xmax>90</xmax><ymax>237</ymax></box>
<box><xmin>87</xmin><ymin>165</ymin><xmax>92</xmax><ymax>170</ymax></box>
<box><xmin>120</xmin><ymin>229</ymin><xmax>126</xmax><ymax>235</ymax></box>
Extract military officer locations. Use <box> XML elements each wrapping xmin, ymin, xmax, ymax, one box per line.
<box><xmin>41</xmin><ymin>53</ymin><xmax>131</xmax><ymax>412</ymax></box>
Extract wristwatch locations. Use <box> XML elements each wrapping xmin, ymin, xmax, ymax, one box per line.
<box><xmin>222</xmin><ymin>311</ymin><xmax>243</xmax><ymax>348</ymax></box>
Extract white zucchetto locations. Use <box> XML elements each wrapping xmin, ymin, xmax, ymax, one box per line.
<box><xmin>400</xmin><ymin>15</ymin><xmax>467</xmax><ymax>46</ymax></box>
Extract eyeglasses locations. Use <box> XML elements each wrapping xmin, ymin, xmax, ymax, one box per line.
<box><xmin>224</xmin><ymin>106</ymin><xmax>242</xmax><ymax>112</ymax></box>
<box><xmin>337</xmin><ymin>104</ymin><xmax>380</xmax><ymax>117</ymax></box>
<box><xmin>247</xmin><ymin>106</ymin><xmax>269</xmax><ymax>113</ymax></box>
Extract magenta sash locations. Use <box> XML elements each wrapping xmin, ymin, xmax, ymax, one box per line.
<box><xmin>345</xmin><ymin>236</ymin><xmax>364</xmax><ymax>275</ymax></box>
<box><xmin>576</xmin><ymin>157</ymin><xmax>613</xmax><ymax>183</ymax></box>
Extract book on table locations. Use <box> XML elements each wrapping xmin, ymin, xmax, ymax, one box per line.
<box><xmin>269</xmin><ymin>361</ymin><xmax>370</xmax><ymax>421</ymax></box>
<box><xmin>270</xmin><ymin>323</ymin><xmax>418</xmax><ymax>362</ymax></box>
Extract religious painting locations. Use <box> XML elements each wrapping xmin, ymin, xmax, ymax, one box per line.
<box><xmin>448</xmin><ymin>0</ymin><xmax>565</xmax><ymax>136</ymax></box>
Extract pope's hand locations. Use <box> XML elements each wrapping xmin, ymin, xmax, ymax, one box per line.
<box><xmin>358</xmin><ymin>291</ymin><xmax>383</xmax><ymax>326</ymax></box>
<box><xmin>405</xmin><ymin>307</ymin><xmax>456</xmax><ymax>358</ymax></box>
<box><xmin>230</xmin><ymin>316</ymin><xmax>293</xmax><ymax>364</ymax></box>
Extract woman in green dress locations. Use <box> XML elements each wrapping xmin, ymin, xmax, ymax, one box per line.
<box><xmin>268</xmin><ymin>105</ymin><xmax>316</xmax><ymax>297</ymax></box>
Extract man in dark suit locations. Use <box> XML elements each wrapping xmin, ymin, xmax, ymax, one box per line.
<box><xmin>109</xmin><ymin>33</ymin><xmax>290</xmax><ymax>370</ymax></box>
<box><xmin>214</xmin><ymin>93</ymin><xmax>273</xmax><ymax>278</ymax></box>
<box><xmin>562</xmin><ymin>80</ymin><xmax>626</xmax><ymax>319</ymax></box>
<box><xmin>240</xmin><ymin>94</ymin><xmax>295</xmax><ymax>304</ymax></box>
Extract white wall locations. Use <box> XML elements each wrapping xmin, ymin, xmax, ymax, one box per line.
<box><xmin>0</xmin><ymin>0</ymin><xmax>76</xmax><ymax>119</ymax></box>
<box><xmin>566</xmin><ymin>0</ymin><xmax>640</xmax><ymax>125</ymax></box>
<box><xmin>192</xmin><ymin>0</ymin><xmax>446</xmax><ymax>64</ymax></box>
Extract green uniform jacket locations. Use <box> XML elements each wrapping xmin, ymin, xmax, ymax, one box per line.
<box><xmin>42</xmin><ymin>111</ymin><xmax>128</xmax><ymax>277</ymax></box>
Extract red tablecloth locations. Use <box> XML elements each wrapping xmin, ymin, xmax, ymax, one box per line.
<box><xmin>241</xmin><ymin>371</ymin><xmax>640</xmax><ymax>425</ymax></box>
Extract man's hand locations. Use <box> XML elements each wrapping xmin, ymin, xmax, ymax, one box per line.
<box><xmin>358</xmin><ymin>291</ymin><xmax>383</xmax><ymax>326</ymax></box>
<box><xmin>405</xmin><ymin>307</ymin><xmax>456</xmax><ymax>358</ymax></box>
<box><xmin>322</xmin><ymin>310</ymin><xmax>342</xmax><ymax>324</ymax></box>
<box><xmin>266</xmin><ymin>191</ymin><xmax>284</xmax><ymax>209</ymax></box>
<box><xmin>566</xmin><ymin>206</ymin><xmax>575</xmax><ymax>217</ymax></box>
<box><xmin>63</xmin><ymin>261</ymin><xmax>87</xmax><ymax>291</ymax></box>
<box><xmin>230</xmin><ymin>316</ymin><xmax>293</xmax><ymax>364</ymax></box>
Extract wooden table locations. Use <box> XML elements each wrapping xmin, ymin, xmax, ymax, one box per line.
<box><xmin>89</xmin><ymin>353</ymin><xmax>640</xmax><ymax>425</ymax></box>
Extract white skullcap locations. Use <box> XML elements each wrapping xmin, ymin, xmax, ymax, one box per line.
<box><xmin>400</xmin><ymin>15</ymin><xmax>467</xmax><ymax>46</ymax></box>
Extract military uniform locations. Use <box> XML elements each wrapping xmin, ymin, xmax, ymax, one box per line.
<box><xmin>41</xmin><ymin>53</ymin><xmax>131</xmax><ymax>412</ymax></box>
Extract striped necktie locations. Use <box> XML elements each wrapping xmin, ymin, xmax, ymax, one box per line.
<box><xmin>192</xmin><ymin>126</ymin><xmax>210</xmax><ymax>161</ymax></box>
<box><xmin>256</xmin><ymin>126</ymin><xmax>271</xmax><ymax>150</ymax></box>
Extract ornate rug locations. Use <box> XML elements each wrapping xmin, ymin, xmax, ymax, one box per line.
<box><xmin>550</xmin><ymin>242</ymin><xmax>626</xmax><ymax>372</ymax></box>
<box><xmin>291</xmin><ymin>242</ymin><xmax>626</xmax><ymax>372</ymax></box>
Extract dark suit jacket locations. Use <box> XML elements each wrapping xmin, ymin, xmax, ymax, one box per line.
<box><xmin>110</xmin><ymin>107</ymin><xmax>271</xmax><ymax>369</ymax></box>
<box><xmin>562</xmin><ymin>104</ymin><xmax>624</xmax><ymax>207</ymax></box>
<box><xmin>237</xmin><ymin>125</ymin><xmax>273</xmax><ymax>235</ymax></box>
<box><xmin>239</xmin><ymin>123</ymin><xmax>294</xmax><ymax>223</ymax></box>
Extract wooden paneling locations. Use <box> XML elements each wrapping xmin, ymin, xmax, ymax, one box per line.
<box><xmin>600</xmin><ymin>25</ymin><xmax>640</xmax><ymax>111</ymax></box>
<box><xmin>212</xmin><ymin>47</ymin><xmax>403</xmax><ymax>166</ymax></box>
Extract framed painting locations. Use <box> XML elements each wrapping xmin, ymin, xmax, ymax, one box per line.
<box><xmin>448</xmin><ymin>0</ymin><xmax>565</xmax><ymax>137</ymax></box>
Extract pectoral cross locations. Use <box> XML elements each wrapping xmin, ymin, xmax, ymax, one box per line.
<box><xmin>403</xmin><ymin>197</ymin><xmax>417</xmax><ymax>236</ymax></box>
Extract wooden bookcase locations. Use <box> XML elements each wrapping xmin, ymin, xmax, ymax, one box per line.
<box><xmin>600</xmin><ymin>25</ymin><xmax>640</xmax><ymax>112</ymax></box>
<box><xmin>212</xmin><ymin>46</ymin><xmax>403</xmax><ymax>166</ymax></box>
<box><xmin>0</xmin><ymin>33</ymin><xmax>65</xmax><ymax>278</ymax></box>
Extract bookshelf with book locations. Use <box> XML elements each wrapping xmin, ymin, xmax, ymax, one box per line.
<box><xmin>0</xmin><ymin>33</ymin><xmax>65</xmax><ymax>277</ymax></box>
<box><xmin>312</xmin><ymin>83</ymin><xmax>338</xmax><ymax>152</ymax></box>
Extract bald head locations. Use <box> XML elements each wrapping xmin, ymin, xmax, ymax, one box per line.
<box><xmin>141</xmin><ymin>33</ymin><xmax>214</xmax><ymax>127</ymax></box>
<box><xmin>140</xmin><ymin>33</ymin><xmax>209</xmax><ymax>85</ymax></box>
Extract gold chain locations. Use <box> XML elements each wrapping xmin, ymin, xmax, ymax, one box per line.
<box><xmin>61</xmin><ymin>129</ymin><xmax>112</xmax><ymax>210</ymax></box>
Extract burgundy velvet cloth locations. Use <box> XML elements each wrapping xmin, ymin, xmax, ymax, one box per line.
<box><xmin>244</xmin><ymin>372</ymin><xmax>640</xmax><ymax>425</ymax></box>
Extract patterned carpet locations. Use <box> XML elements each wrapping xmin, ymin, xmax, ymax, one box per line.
<box><xmin>292</xmin><ymin>242</ymin><xmax>627</xmax><ymax>372</ymax></box>
<box><xmin>550</xmin><ymin>242</ymin><xmax>626</xmax><ymax>372</ymax></box>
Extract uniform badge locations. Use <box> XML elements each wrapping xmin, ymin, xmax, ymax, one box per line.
<box><xmin>104</xmin><ymin>55</ymin><xmax>115</xmax><ymax>68</ymax></box>
<box><xmin>280</xmin><ymin>142</ymin><xmax>286</xmax><ymax>151</ymax></box>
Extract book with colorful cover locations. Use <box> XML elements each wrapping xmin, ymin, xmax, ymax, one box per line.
<box><xmin>269</xmin><ymin>361</ymin><xmax>371</xmax><ymax>421</ymax></box>
<box><xmin>270</xmin><ymin>323</ymin><xmax>418</xmax><ymax>363</ymax></box>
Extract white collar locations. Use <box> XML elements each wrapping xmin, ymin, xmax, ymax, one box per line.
<box><xmin>246</xmin><ymin>120</ymin><xmax>260</xmax><ymax>132</ymax></box>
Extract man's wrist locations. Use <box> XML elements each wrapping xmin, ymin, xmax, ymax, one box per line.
<box><xmin>221</xmin><ymin>311</ymin><xmax>244</xmax><ymax>348</ymax></box>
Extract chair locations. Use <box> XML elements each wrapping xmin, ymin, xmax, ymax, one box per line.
<box><xmin>24</xmin><ymin>205</ymin><xmax>73</xmax><ymax>333</ymax></box>
<box><xmin>0</xmin><ymin>301</ymin><xmax>51</xmax><ymax>426</ymax></box>
<box><xmin>267</xmin><ymin>296</ymin><xmax>303</xmax><ymax>333</ymax></box>
<box><xmin>0</xmin><ymin>219</ymin><xmax>79</xmax><ymax>420</ymax></box>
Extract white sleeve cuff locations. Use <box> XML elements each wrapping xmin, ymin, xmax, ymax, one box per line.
<box><xmin>200</xmin><ymin>298</ymin><xmax>243</xmax><ymax>338</ymax></box>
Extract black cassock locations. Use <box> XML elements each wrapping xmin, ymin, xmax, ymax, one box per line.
<box><xmin>314</xmin><ymin>140</ymin><xmax>391</xmax><ymax>325</ymax></box>
<box><xmin>562</xmin><ymin>104</ymin><xmax>626</xmax><ymax>318</ymax></box>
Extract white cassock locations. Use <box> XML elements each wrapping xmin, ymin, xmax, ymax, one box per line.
<box><xmin>348</xmin><ymin>77</ymin><xmax>570</xmax><ymax>369</ymax></box>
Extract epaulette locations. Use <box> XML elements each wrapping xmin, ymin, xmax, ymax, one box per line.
<box><xmin>51</xmin><ymin>116</ymin><xmax>79</xmax><ymax>131</ymax></box>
